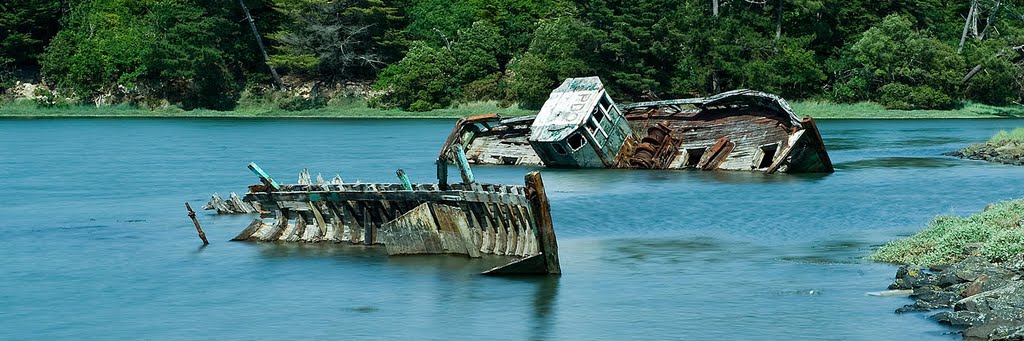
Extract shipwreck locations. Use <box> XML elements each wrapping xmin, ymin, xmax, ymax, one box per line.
<box><xmin>440</xmin><ymin>77</ymin><xmax>833</xmax><ymax>173</ymax></box>
<box><xmin>227</xmin><ymin>162</ymin><xmax>560</xmax><ymax>276</ymax></box>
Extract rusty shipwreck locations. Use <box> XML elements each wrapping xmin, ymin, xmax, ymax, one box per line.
<box><xmin>228</xmin><ymin>162</ymin><xmax>560</xmax><ymax>276</ymax></box>
<box><xmin>440</xmin><ymin>77</ymin><xmax>833</xmax><ymax>173</ymax></box>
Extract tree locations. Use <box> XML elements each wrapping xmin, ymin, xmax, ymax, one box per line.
<box><xmin>41</xmin><ymin>0</ymin><xmax>270</xmax><ymax>109</ymax></box>
<box><xmin>507</xmin><ymin>17</ymin><xmax>599</xmax><ymax>108</ymax></box>
<box><xmin>839</xmin><ymin>14</ymin><xmax>965</xmax><ymax>109</ymax></box>
<box><xmin>0</xmin><ymin>0</ymin><xmax>64</xmax><ymax>75</ymax></box>
<box><xmin>371</xmin><ymin>42</ymin><xmax>457</xmax><ymax>111</ymax></box>
<box><xmin>269</xmin><ymin>0</ymin><xmax>406</xmax><ymax>81</ymax></box>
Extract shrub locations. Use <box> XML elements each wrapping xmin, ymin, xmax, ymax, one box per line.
<box><xmin>989</xmin><ymin>128</ymin><xmax>1024</xmax><ymax>144</ymax></box>
<box><xmin>870</xmin><ymin>198</ymin><xmax>1024</xmax><ymax>266</ymax></box>
<box><xmin>846</xmin><ymin>15</ymin><xmax>964</xmax><ymax>109</ymax></box>
<box><xmin>878</xmin><ymin>83</ymin><xmax>954</xmax><ymax>110</ymax></box>
<box><xmin>371</xmin><ymin>42</ymin><xmax>457</xmax><ymax>111</ymax></box>
<box><xmin>277</xmin><ymin>95</ymin><xmax>327</xmax><ymax>111</ymax></box>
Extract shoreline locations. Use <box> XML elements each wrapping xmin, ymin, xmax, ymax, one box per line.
<box><xmin>871</xmin><ymin>198</ymin><xmax>1024</xmax><ymax>340</ymax></box>
<box><xmin>3</xmin><ymin>100</ymin><xmax>1024</xmax><ymax>120</ymax></box>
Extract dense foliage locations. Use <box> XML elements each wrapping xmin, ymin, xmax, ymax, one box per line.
<box><xmin>4</xmin><ymin>0</ymin><xmax>1024</xmax><ymax>111</ymax></box>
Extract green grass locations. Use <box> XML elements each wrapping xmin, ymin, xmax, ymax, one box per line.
<box><xmin>791</xmin><ymin>101</ymin><xmax>1024</xmax><ymax>119</ymax></box>
<box><xmin>0</xmin><ymin>99</ymin><xmax>537</xmax><ymax>119</ymax></box>
<box><xmin>4</xmin><ymin>97</ymin><xmax>1024</xmax><ymax>120</ymax></box>
<box><xmin>869</xmin><ymin>198</ymin><xmax>1024</xmax><ymax>266</ymax></box>
<box><xmin>990</xmin><ymin>127</ymin><xmax>1024</xmax><ymax>144</ymax></box>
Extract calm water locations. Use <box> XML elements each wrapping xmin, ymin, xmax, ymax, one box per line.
<box><xmin>2</xmin><ymin>118</ymin><xmax>1023</xmax><ymax>340</ymax></box>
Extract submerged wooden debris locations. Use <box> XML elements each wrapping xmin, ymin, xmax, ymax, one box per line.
<box><xmin>203</xmin><ymin>192</ymin><xmax>260</xmax><ymax>214</ymax></box>
<box><xmin>229</xmin><ymin>162</ymin><xmax>560</xmax><ymax>275</ymax></box>
<box><xmin>440</xmin><ymin>76</ymin><xmax>833</xmax><ymax>173</ymax></box>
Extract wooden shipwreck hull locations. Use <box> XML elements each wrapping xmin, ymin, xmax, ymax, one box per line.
<box><xmin>231</xmin><ymin>163</ymin><xmax>560</xmax><ymax>275</ymax></box>
<box><xmin>440</xmin><ymin>77</ymin><xmax>833</xmax><ymax>173</ymax></box>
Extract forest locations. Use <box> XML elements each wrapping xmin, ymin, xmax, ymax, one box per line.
<box><xmin>1</xmin><ymin>0</ymin><xmax>1023</xmax><ymax>111</ymax></box>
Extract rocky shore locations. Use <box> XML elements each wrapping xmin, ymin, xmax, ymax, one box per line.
<box><xmin>946</xmin><ymin>141</ymin><xmax>1024</xmax><ymax>166</ymax></box>
<box><xmin>887</xmin><ymin>253</ymin><xmax>1024</xmax><ymax>340</ymax></box>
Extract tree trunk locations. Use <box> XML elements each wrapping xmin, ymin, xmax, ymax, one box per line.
<box><xmin>712</xmin><ymin>0</ymin><xmax>719</xmax><ymax>16</ymax></box>
<box><xmin>958</xmin><ymin>0</ymin><xmax>978</xmax><ymax>54</ymax></box>
<box><xmin>775</xmin><ymin>0</ymin><xmax>783</xmax><ymax>39</ymax></box>
<box><xmin>238</xmin><ymin>0</ymin><xmax>285</xmax><ymax>89</ymax></box>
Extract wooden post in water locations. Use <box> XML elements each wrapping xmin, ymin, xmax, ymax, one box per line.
<box><xmin>185</xmin><ymin>202</ymin><xmax>209</xmax><ymax>245</ymax></box>
<box><xmin>397</xmin><ymin>169</ymin><xmax>413</xmax><ymax>190</ymax></box>
<box><xmin>525</xmin><ymin>171</ymin><xmax>560</xmax><ymax>274</ymax></box>
<box><xmin>451</xmin><ymin>146</ymin><xmax>475</xmax><ymax>184</ymax></box>
<box><xmin>436</xmin><ymin>157</ymin><xmax>449</xmax><ymax>190</ymax></box>
<box><xmin>363</xmin><ymin>206</ymin><xmax>373</xmax><ymax>245</ymax></box>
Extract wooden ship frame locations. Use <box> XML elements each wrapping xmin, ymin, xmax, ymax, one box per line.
<box><xmin>227</xmin><ymin>162</ymin><xmax>561</xmax><ymax>276</ymax></box>
<box><xmin>439</xmin><ymin>77</ymin><xmax>833</xmax><ymax>173</ymax></box>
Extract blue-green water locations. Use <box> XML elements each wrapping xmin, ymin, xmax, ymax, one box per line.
<box><xmin>2</xmin><ymin>118</ymin><xmax>1023</xmax><ymax>340</ymax></box>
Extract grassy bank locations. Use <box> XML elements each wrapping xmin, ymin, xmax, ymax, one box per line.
<box><xmin>870</xmin><ymin>198</ymin><xmax>1024</xmax><ymax>266</ymax></box>
<box><xmin>3</xmin><ymin>98</ymin><xmax>1024</xmax><ymax>119</ymax></box>
<box><xmin>0</xmin><ymin>99</ymin><xmax>537</xmax><ymax>119</ymax></box>
<box><xmin>991</xmin><ymin>127</ymin><xmax>1024</xmax><ymax>144</ymax></box>
<box><xmin>791</xmin><ymin>101</ymin><xmax>1024</xmax><ymax>119</ymax></box>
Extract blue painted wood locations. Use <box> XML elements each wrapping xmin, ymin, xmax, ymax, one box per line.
<box><xmin>452</xmin><ymin>147</ymin><xmax>475</xmax><ymax>184</ymax></box>
<box><xmin>247</xmin><ymin>162</ymin><xmax>280</xmax><ymax>190</ymax></box>
<box><xmin>396</xmin><ymin>169</ymin><xmax>413</xmax><ymax>190</ymax></box>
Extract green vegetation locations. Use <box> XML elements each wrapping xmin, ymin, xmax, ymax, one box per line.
<box><xmin>0</xmin><ymin>99</ymin><xmax>535</xmax><ymax>119</ymax></box>
<box><xmin>870</xmin><ymin>198</ymin><xmax>1024</xmax><ymax>266</ymax></box>
<box><xmin>4</xmin><ymin>0</ymin><xmax>1024</xmax><ymax>114</ymax></box>
<box><xmin>990</xmin><ymin>127</ymin><xmax>1024</xmax><ymax>144</ymax></box>
<box><xmin>791</xmin><ymin>101</ymin><xmax>1024</xmax><ymax>119</ymax></box>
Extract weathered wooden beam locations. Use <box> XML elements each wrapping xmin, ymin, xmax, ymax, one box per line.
<box><xmin>233</xmin><ymin>218</ymin><xmax>263</xmax><ymax>241</ymax></box>
<box><xmin>363</xmin><ymin>206</ymin><xmax>373</xmax><ymax>245</ymax></box>
<box><xmin>308</xmin><ymin>202</ymin><xmax>327</xmax><ymax>238</ymax></box>
<box><xmin>247</xmin><ymin>162</ymin><xmax>280</xmax><ymax>191</ymax></box>
<box><xmin>436</xmin><ymin>158</ymin><xmax>449</xmax><ymax>190</ymax></box>
<box><xmin>397</xmin><ymin>169</ymin><xmax>413</xmax><ymax>190</ymax></box>
<box><xmin>798</xmin><ymin>117</ymin><xmax>834</xmax><ymax>173</ymax></box>
<box><xmin>524</xmin><ymin>171</ymin><xmax>560</xmax><ymax>274</ymax></box>
<box><xmin>481</xmin><ymin>253</ymin><xmax>547</xmax><ymax>276</ymax></box>
<box><xmin>185</xmin><ymin>202</ymin><xmax>209</xmax><ymax>245</ymax></box>
<box><xmin>452</xmin><ymin>146</ymin><xmax>476</xmax><ymax>184</ymax></box>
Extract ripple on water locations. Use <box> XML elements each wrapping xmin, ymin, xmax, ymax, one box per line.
<box><xmin>606</xmin><ymin>237</ymin><xmax>772</xmax><ymax>265</ymax></box>
<box><xmin>835</xmin><ymin>156</ymin><xmax>964</xmax><ymax>170</ymax></box>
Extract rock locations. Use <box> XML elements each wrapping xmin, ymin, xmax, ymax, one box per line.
<box><xmin>931</xmin><ymin>311</ymin><xmax>986</xmax><ymax>327</ymax></box>
<box><xmin>991</xmin><ymin>325</ymin><xmax>1024</xmax><ymax>341</ymax></box>
<box><xmin>937</xmin><ymin>256</ymin><xmax>1010</xmax><ymax>288</ymax></box>
<box><xmin>949</xmin><ymin>142</ymin><xmax>1024</xmax><ymax>166</ymax></box>
<box><xmin>952</xmin><ymin>281</ymin><xmax>1024</xmax><ymax>335</ymax></box>
<box><xmin>890</xmin><ymin>266</ymin><xmax>937</xmax><ymax>290</ymax></box>
<box><xmin>885</xmin><ymin>255</ymin><xmax>1024</xmax><ymax>339</ymax></box>
<box><xmin>915</xmin><ymin>289</ymin><xmax>961</xmax><ymax>307</ymax></box>
<box><xmin>965</xmin><ymin>321</ymin><xmax>1005</xmax><ymax>341</ymax></box>
<box><xmin>962</xmin><ymin>275</ymin><xmax>990</xmax><ymax>298</ymax></box>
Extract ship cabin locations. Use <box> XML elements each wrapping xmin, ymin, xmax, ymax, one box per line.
<box><xmin>527</xmin><ymin>77</ymin><xmax>632</xmax><ymax>168</ymax></box>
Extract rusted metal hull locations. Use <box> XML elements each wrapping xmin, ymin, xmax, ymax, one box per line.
<box><xmin>439</xmin><ymin>89</ymin><xmax>833</xmax><ymax>173</ymax></box>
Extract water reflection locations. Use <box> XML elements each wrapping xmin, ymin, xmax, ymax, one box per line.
<box><xmin>836</xmin><ymin>156</ymin><xmax>964</xmax><ymax>169</ymax></box>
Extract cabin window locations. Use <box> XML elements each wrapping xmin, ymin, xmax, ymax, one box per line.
<box><xmin>593</xmin><ymin>107</ymin><xmax>605</xmax><ymax>123</ymax></box>
<box><xmin>552</xmin><ymin>143</ymin><xmax>568</xmax><ymax>155</ymax></box>
<box><xmin>568</xmin><ymin>132</ymin><xmax>587</xmax><ymax>151</ymax></box>
<box><xmin>757</xmin><ymin>143</ymin><xmax>779</xmax><ymax>169</ymax></box>
<box><xmin>685</xmin><ymin>148</ymin><xmax>706</xmax><ymax>168</ymax></box>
